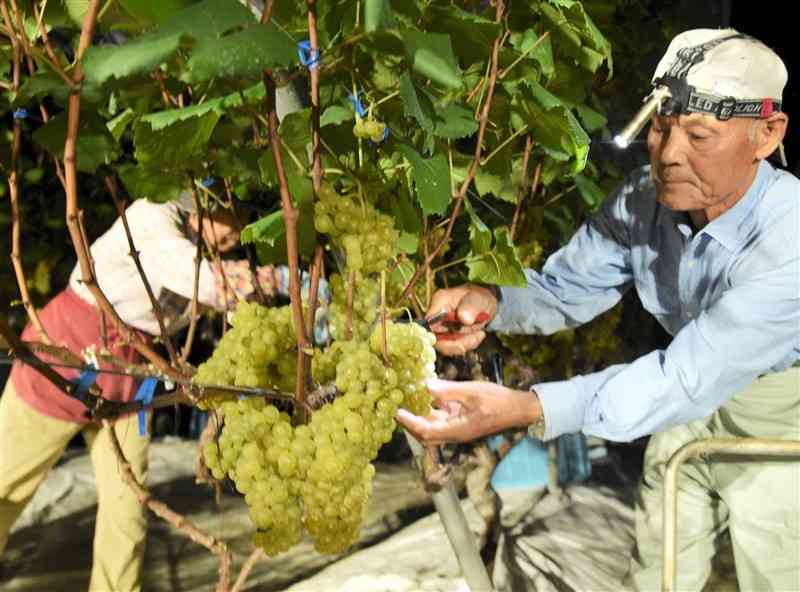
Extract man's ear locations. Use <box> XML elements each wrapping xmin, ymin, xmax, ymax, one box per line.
<box><xmin>754</xmin><ymin>113</ymin><xmax>788</xmax><ymax>160</ymax></box>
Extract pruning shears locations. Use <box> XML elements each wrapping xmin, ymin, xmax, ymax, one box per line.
<box><xmin>404</xmin><ymin>309</ymin><xmax>491</xmax><ymax>341</ymax></box>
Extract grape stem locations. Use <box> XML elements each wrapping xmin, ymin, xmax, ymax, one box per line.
<box><xmin>231</xmin><ymin>547</ymin><xmax>265</xmax><ymax>592</ymax></box>
<box><xmin>59</xmin><ymin>0</ymin><xmax>182</xmax><ymax>381</ymax></box>
<box><xmin>307</xmin><ymin>0</ymin><xmax>322</xmax><ymax>196</ymax></box>
<box><xmin>179</xmin><ymin>186</ymin><xmax>206</xmax><ymax>371</ymax></box>
<box><xmin>105</xmin><ymin>175</ymin><xmax>180</xmax><ymax>367</ymax></box>
<box><xmin>105</xmin><ymin>421</ymin><xmax>233</xmax><ymax>592</ymax></box>
<box><xmin>263</xmin><ymin>73</ymin><xmax>311</xmax><ymax>415</ymax></box>
<box><xmin>510</xmin><ymin>136</ymin><xmax>538</xmax><ymax>241</ymax></box>
<box><xmin>260</xmin><ymin>0</ymin><xmax>274</xmax><ymax>24</ymax></box>
<box><xmin>511</xmin><ymin>156</ymin><xmax>542</xmax><ymax>242</ymax></box>
<box><xmin>1</xmin><ymin>0</ymin><xmax>51</xmax><ymax>344</ymax></box>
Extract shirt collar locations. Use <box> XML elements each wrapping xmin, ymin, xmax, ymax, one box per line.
<box><xmin>700</xmin><ymin>160</ymin><xmax>774</xmax><ymax>251</ymax></box>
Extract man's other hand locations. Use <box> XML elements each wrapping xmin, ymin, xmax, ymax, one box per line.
<box><xmin>426</xmin><ymin>284</ymin><xmax>498</xmax><ymax>356</ymax></box>
<box><xmin>395</xmin><ymin>378</ymin><xmax>541</xmax><ymax>445</ymax></box>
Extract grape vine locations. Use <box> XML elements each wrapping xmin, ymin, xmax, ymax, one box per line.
<box><xmin>0</xmin><ymin>0</ymin><xmax>648</xmax><ymax>586</ymax></box>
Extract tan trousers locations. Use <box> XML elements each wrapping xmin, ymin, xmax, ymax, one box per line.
<box><xmin>627</xmin><ymin>367</ymin><xmax>800</xmax><ymax>591</ymax></box>
<box><xmin>0</xmin><ymin>379</ymin><xmax>150</xmax><ymax>592</ymax></box>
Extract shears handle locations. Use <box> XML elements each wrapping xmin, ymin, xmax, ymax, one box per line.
<box><xmin>431</xmin><ymin>310</ymin><xmax>491</xmax><ymax>341</ymax></box>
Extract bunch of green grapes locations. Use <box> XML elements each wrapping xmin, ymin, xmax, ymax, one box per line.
<box><xmin>369</xmin><ymin>321</ymin><xmax>436</xmax><ymax>416</ymax></box>
<box><xmin>201</xmin><ymin>319</ymin><xmax>438</xmax><ymax>556</ymax></box>
<box><xmin>313</xmin><ymin>185</ymin><xmax>399</xmax><ymax>274</ymax></box>
<box><xmin>328</xmin><ymin>272</ymin><xmax>378</xmax><ymax>341</ymax></box>
<box><xmin>194</xmin><ymin>302</ymin><xmax>297</xmax><ymax>409</ymax></box>
<box><xmin>203</xmin><ymin>398</ymin><xmax>307</xmax><ymax>555</ymax></box>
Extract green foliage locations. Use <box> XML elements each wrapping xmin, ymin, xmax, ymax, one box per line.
<box><xmin>2</xmin><ymin>0</ymin><xmax>678</xmax><ymax>385</ymax></box>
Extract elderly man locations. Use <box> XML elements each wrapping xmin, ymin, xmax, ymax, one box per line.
<box><xmin>398</xmin><ymin>29</ymin><xmax>798</xmax><ymax>590</ymax></box>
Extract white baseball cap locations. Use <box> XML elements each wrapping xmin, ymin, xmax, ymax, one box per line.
<box><xmin>651</xmin><ymin>28</ymin><xmax>788</xmax><ymax>121</ymax></box>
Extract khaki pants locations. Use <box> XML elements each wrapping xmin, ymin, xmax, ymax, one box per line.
<box><xmin>627</xmin><ymin>367</ymin><xmax>800</xmax><ymax>591</ymax></box>
<box><xmin>0</xmin><ymin>379</ymin><xmax>150</xmax><ymax>592</ymax></box>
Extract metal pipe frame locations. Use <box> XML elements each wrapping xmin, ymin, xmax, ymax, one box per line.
<box><xmin>662</xmin><ymin>438</ymin><xmax>800</xmax><ymax>591</ymax></box>
<box><xmin>405</xmin><ymin>432</ymin><xmax>494</xmax><ymax>592</ymax></box>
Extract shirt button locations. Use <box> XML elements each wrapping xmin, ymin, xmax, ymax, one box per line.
<box><xmin>688</xmin><ymin>261</ymin><xmax>695</xmax><ymax>269</ymax></box>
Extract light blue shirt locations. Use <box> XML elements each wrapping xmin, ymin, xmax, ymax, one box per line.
<box><xmin>490</xmin><ymin>160</ymin><xmax>800</xmax><ymax>442</ymax></box>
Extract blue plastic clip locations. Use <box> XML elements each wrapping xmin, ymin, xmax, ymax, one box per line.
<box><xmin>297</xmin><ymin>40</ymin><xmax>321</xmax><ymax>70</ymax></box>
<box><xmin>133</xmin><ymin>377</ymin><xmax>158</xmax><ymax>436</ymax></box>
<box><xmin>12</xmin><ymin>108</ymin><xmax>28</xmax><ymax>120</ymax></box>
<box><xmin>347</xmin><ymin>90</ymin><xmax>367</xmax><ymax>118</ymax></box>
<box><xmin>74</xmin><ymin>366</ymin><xmax>98</xmax><ymax>404</ymax></box>
<box><xmin>200</xmin><ymin>177</ymin><xmax>215</xmax><ymax>188</ymax></box>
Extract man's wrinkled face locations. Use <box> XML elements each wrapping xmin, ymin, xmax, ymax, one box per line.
<box><xmin>647</xmin><ymin>113</ymin><xmax>760</xmax><ymax>217</ymax></box>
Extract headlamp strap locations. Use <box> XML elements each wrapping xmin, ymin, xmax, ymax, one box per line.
<box><xmin>653</xmin><ymin>76</ymin><xmax>782</xmax><ymax>121</ymax></box>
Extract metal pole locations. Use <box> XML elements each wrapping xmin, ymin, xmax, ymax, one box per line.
<box><xmin>405</xmin><ymin>433</ymin><xmax>494</xmax><ymax>592</ymax></box>
<box><xmin>662</xmin><ymin>438</ymin><xmax>800</xmax><ymax>592</ymax></box>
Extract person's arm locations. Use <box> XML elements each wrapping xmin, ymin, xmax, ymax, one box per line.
<box><xmin>427</xmin><ymin>171</ymin><xmax>642</xmax><ymax>356</ymax></box>
<box><xmin>488</xmin><ymin>173</ymin><xmax>639</xmax><ymax>336</ymax></box>
<box><xmin>534</xmin><ymin>207</ymin><xmax>799</xmax><ymax>442</ymax></box>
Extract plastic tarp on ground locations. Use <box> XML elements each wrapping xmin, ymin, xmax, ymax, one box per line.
<box><xmin>494</xmin><ymin>486</ymin><xmax>636</xmax><ymax>592</ymax></box>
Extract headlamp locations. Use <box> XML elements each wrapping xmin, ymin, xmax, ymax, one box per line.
<box><xmin>613</xmin><ymin>86</ymin><xmax>672</xmax><ymax>149</ymax></box>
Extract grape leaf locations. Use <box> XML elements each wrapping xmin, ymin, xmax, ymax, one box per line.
<box><xmin>184</xmin><ymin>24</ymin><xmax>298</xmax><ymax>84</ymax></box>
<box><xmin>463</xmin><ymin>196</ymin><xmax>491</xmax><ymax>254</ymax></box>
<box><xmin>509</xmin><ymin>29</ymin><xmax>555</xmax><ymax>80</ymax></box>
<box><xmin>422</xmin><ymin>5</ymin><xmax>502</xmax><ymax>65</ymax></box>
<box><xmin>538</xmin><ymin>1</ymin><xmax>612</xmax><ymax>76</ymax></box>
<box><xmin>258</xmin><ymin>152</ymin><xmax>312</xmax><ymax>208</ymax></box>
<box><xmin>32</xmin><ymin>113</ymin><xmax>119</xmax><ymax>173</ymax></box>
<box><xmin>467</xmin><ymin>227</ymin><xmax>526</xmax><ymax>286</ymax></box>
<box><xmin>575</xmin><ymin>103</ymin><xmax>607</xmax><ymax>132</ymax></box>
<box><xmin>140</xmin><ymin>83</ymin><xmax>265</xmax><ymax>131</ymax></box>
<box><xmin>17</xmin><ymin>72</ymin><xmax>71</xmax><ymax>104</ymax></box>
<box><xmin>396</xmin><ymin>145</ymin><xmax>450</xmax><ymax>217</ymax></box>
<box><xmin>399</xmin><ymin>73</ymin><xmax>435</xmax><ymax>134</ymax></box>
<box><xmin>241</xmin><ymin>210</ymin><xmax>285</xmax><ymax>246</ymax></box>
<box><xmin>364</xmin><ymin>0</ymin><xmax>395</xmax><ymax>32</ymax></box>
<box><xmin>134</xmin><ymin>111</ymin><xmax>220</xmax><ymax>168</ymax></box>
<box><xmin>433</xmin><ymin>104</ymin><xmax>478</xmax><ymax>139</ymax></box>
<box><xmin>320</xmin><ymin>105</ymin><xmax>353</xmax><ymax>127</ymax></box>
<box><xmin>388</xmin><ymin>188</ymin><xmax>422</xmax><ymax>254</ymax></box>
<box><xmin>574</xmin><ymin>173</ymin><xmax>605</xmax><ymax>208</ymax></box>
<box><xmin>82</xmin><ymin>0</ymin><xmax>255</xmax><ymax>86</ymax></box>
<box><xmin>513</xmin><ymin>81</ymin><xmax>590</xmax><ymax>173</ymax></box>
<box><xmin>118</xmin><ymin>163</ymin><xmax>186</xmax><ymax>202</ymax></box>
<box><xmin>107</xmin><ymin>108</ymin><xmax>136</xmax><ymax>141</ymax></box>
<box><xmin>118</xmin><ymin>0</ymin><xmax>193</xmax><ymax>26</ymax></box>
<box><xmin>213</xmin><ymin>147</ymin><xmax>261</xmax><ymax>186</ymax></box>
<box><xmin>278</xmin><ymin>108</ymin><xmax>312</xmax><ymax>166</ymax></box>
<box><xmin>399</xmin><ymin>30</ymin><xmax>463</xmax><ymax>90</ymax></box>
<box><xmin>83</xmin><ymin>33</ymin><xmax>189</xmax><ymax>87</ymax></box>
<box><xmin>253</xmin><ymin>203</ymin><xmax>316</xmax><ymax>263</ymax></box>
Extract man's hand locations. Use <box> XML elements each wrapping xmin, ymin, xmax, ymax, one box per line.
<box><xmin>426</xmin><ymin>284</ymin><xmax>498</xmax><ymax>356</ymax></box>
<box><xmin>395</xmin><ymin>378</ymin><xmax>542</xmax><ymax>445</ymax></box>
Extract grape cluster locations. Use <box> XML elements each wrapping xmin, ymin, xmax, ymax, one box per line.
<box><xmin>203</xmin><ymin>398</ymin><xmax>306</xmax><ymax>555</ymax></box>
<box><xmin>313</xmin><ymin>185</ymin><xmax>399</xmax><ymax>274</ymax></box>
<box><xmin>200</xmin><ymin>319</ymin><xmax>437</xmax><ymax>556</ymax></box>
<box><xmin>353</xmin><ymin>117</ymin><xmax>388</xmax><ymax>142</ymax></box>
<box><xmin>194</xmin><ymin>302</ymin><xmax>296</xmax><ymax>409</ymax></box>
<box><xmin>328</xmin><ymin>272</ymin><xmax>378</xmax><ymax>341</ymax></box>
